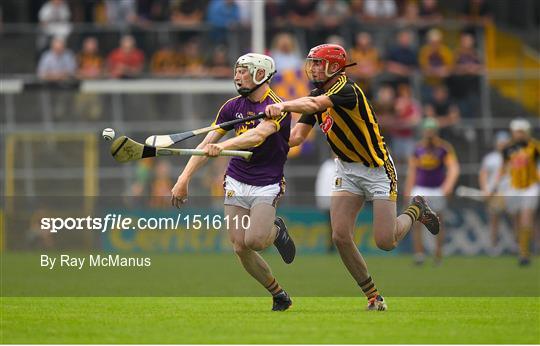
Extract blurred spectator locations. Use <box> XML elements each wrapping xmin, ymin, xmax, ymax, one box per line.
<box><xmin>150</xmin><ymin>161</ymin><xmax>173</xmax><ymax>208</ymax></box>
<box><xmin>270</xmin><ymin>32</ymin><xmax>303</xmax><ymax>71</ymax></box>
<box><xmin>171</xmin><ymin>0</ymin><xmax>206</xmax><ymax>26</ymax></box>
<box><xmin>391</xmin><ymin>83</ymin><xmax>422</xmax><ymax>163</ymax></box>
<box><xmin>75</xmin><ymin>37</ymin><xmax>104</xmax><ymax>120</ymax></box>
<box><xmin>400</xmin><ymin>0</ymin><xmax>419</xmax><ymax>25</ymax></box>
<box><xmin>107</xmin><ymin>35</ymin><xmax>145</xmax><ymax>79</ymax></box>
<box><xmin>349</xmin><ymin>0</ymin><xmax>366</xmax><ymax>20</ymax></box>
<box><xmin>206</xmin><ymin>0</ymin><xmax>240</xmax><ymax>44</ymax></box>
<box><xmin>385</xmin><ymin>29</ymin><xmax>418</xmax><ymax>85</ymax></box>
<box><xmin>424</xmin><ymin>84</ymin><xmax>460</xmax><ymax>140</ymax></box>
<box><xmin>418</xmin><ymin>0</ymin><xmax>442</xmax><ymax>23</ymax></box>
<box><xmin>448</xmin><ymin>32</ymin><xmax>483</xmax><ymax>117</ymax></box>
<box><xmin>38</xmin><ymin>0</ymin><xmax>72</xmax><ymax>50</ymax></box>
<box><xmin>137</xmin><ymin>0</ymin><xmax>170</xmax><ymax>22</ymax></box>
<box><xmin>37</xmin><ymin>36</ymin><xmax>76</xmax><ymax>81</ymax></box>
<box><xmin>316</xmin><ymin>0</ymin><xmax>350</xmax><ymax>37</ymax></box>
<box><xmin>418</xmin><ymin>28</ymin><xmax>453</xmax><ymax>98</ymax></box>
<box><xmin>326</xmin><ymin>34</ymin><xmax>346</xmax><ymax>47</ymax></box>
<box><xmin>373</xmin><ymin>84</ymin><xmax>396</xmax><ymax>138</ymax></box>
<box><xmin>265</xmin><ymin>0</ymin><xmax>287</xmax><ymax>28</ymax></box>
<box><xmin>105</xmin><ymin>0</ymin><xmax>137</xmax><ymax>26</ymax></box>
<box><xmin>207</xmin><ymin>45</ymin><xmax>231</xmax><ymax>78</ymax></box>
<box><xmin>286</xmin><ymin>0</ymin><xmax>317</xmax><ymax>29</ymax></box>
<box><xmin>349</xmin><ymin>32</ymin><xmax>380</xmax><ymax>96</ymax></box>
<box><xmin>460</xmin><ymin>0</ymin><xmax>493</xmax><ymax>25</ymax></box>
<box><xmin>363</xmin><ymin>0</ymin><xmax>398</xmax><ymax>21</ymax></box>
<box><xmin>180</xmin><ymin>38</ymin><xmax>206</xmax><ymax>77</ymax></box>
<box><xmin>270</xmin><ymin>32</ymin><xmax>310</xmax><ymax>100</ymax></box>
<box><xmin>77</xmin><ymin>37</ymin><xmax>103</xmax><ymax>79</ymax></box>
<box><xmin>150</xmin><ymin>44</ymin><xmax>182</xmax><ymax>77</ymax></box>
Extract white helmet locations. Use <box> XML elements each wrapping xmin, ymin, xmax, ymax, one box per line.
<box><xmin>234</xmin><ymin>53</ymin><xmax>276</xmax><ymax>96</ymax></box>
<box><xmin>510</xmin><ymin>118</ymin><xmax>531</xmax><ymax>133</ymax></box>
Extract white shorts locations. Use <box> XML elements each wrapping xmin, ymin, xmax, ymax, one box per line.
<box><xmin>332</xmin><ymin>157</ymin><xmax>398</xmax><ymax>201</ymax></box>
<box><xmin>505</xmin><ymin>183</ymin><xmax>539</xmax><ymax>214</ymax></box>
<box><xmin>223</xmin><ymin>175</ymin><xmax>285</xmax><ymax>210</ymax></box>
<box><xmin>411</xmin><ymin>186</ymin><xmax>447</xmax><ymax>213</ymax></box>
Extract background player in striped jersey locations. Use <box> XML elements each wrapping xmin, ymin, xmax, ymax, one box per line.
<box><xmin>493</xmin><ymin>118</ymin><xmax>539</xmax><ymax>266</ymax></box>
<box><xmin>404</xmin><ymin>118</ymin><xmax>460</xmax><ymax>265</ymax></box>
<box><xmin>171</xmin><ymin>53</ymin><xmax>295</xmax><ymax>310</ymax></box>
<box><xmin>265</xmin><ymin>44</ymin><xmax>440</xmax><ymax>311</ymax></box>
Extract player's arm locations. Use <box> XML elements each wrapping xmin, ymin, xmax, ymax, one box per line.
<box><xmin>289</xmin><ymin>122</ymin><xmax>313</xmax><ymax>147</ymax></box>
<box><xmin>442</xmin><ymin>153</ymin><xmax>460</xmax><ymax>196</ymax></box>
<box><xmin>478</xmin><ymin>164</ymin><xmax>489</xmax><ymax>195</ymax></box>
<box><xmin>404</xmin><ymin>156</ymin><xmax>417</xmax><ymax>198</ymax></box>
<box><xmin>172</xmin><ymin>130</ymin><xmax>224</xmax><ymax>207</ymax></box>
<box><xmin>265</xmin><ymin>95</ymin><xmax>333</xmax><ymax>118</ymax></box>
<box><xmin>206</xmin><ymin>119</ymin><xmax>279</xmax><ymax>155</ymax></box>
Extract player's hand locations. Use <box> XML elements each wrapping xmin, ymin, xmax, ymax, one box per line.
<box><xmin>171</xmin><ymin>177</ymin><xmax>189</xmax><ymax>208</ymax></box>
<box><xmin>205</xmin><ymin>143</ymin><xmax>224</xmax><ymax>157</ymax></box>
<box><xmin>442</xmin><ymin>185</ymin><xmax>454</xmax><ymax>197</ymax></box>
<box><xmin>265</xmin><ymin>103</ymin><xmax>285</xmax><ymax>119</ymax></box>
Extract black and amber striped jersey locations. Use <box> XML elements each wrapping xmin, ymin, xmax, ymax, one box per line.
<box><xmin>502</xmin><ymin>138</ymin><xmax>540</xmax><ymax>189</ymax></box>
<box><xmin>298</xmin><ymin>75</ymin><xmax>389</xmax><ymax>167</ymax></box>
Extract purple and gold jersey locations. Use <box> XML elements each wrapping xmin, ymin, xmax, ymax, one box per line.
<box><xmin>412</xmin><ymin>138</ymin><xmax>456</xmax><ymax>188</ymax></box>
<box><xmin>212</xmin><ymin>89</ymin><xmax>290</xmax><ymax>186</ymax></box>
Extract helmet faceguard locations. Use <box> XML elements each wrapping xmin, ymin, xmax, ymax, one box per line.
<box><xmin>234</xmin><ymin>53</ymin><xmax>276</xmax><ymax>97</ymax></box>
<box><xmin>305</xmin><ymin>44</ymin><xmax>353</xmax><ymax>89</ymax></box>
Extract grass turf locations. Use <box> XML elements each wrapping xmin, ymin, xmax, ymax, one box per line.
<box><xmin>1</xmin><ymin>297</ymin><xmax>539</xmax><ymax>343</ymax></box>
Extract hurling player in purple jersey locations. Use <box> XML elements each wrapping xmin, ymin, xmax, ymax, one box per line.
<box><xmin>404</xmin><ymin>118</ymin><xmax>460</xmax><ymax>265</ymax></box>
<box><xmin>171</xmin><ymin>53</ymin><xmax>294</xmax><ymax>311</ymax></box>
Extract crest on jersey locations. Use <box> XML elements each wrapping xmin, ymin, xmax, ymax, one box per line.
<box><xmin>334</xmin><ymin>177</ymin><xmax>342</xmax><ymax>187</ymax></box>
<box><xmin>226</xmin><ymin>190</ymin><xmax>235</xmax><ymax>198</ymax></box>
<box><xmin>320</xmin><ymin>114</ymin><xmax>334</xmax><ymax>134</ymax></box>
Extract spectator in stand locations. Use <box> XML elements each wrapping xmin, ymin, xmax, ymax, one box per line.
<box><xmin>265</xmin><ymin>0</ymin><xmax>287</xmax><ymax>29</ymax></box>
<box><xmin>460</xmin><ymin>0</ymin><xmax>493</xmax><ymax>26</ymax></box>
<box><xmin>137</xmin><ymin>0</ymin><xmax>170</xmax><ymax>23</ymax></box>
<box><xmin>316</xmin><ymin>0</ymin><xmax>350</xmax><ymax>38</ymax></box>
<box><xmin>170</xmin><ymin>0</ymin><xmax>207</xmax><ymax>26</ymax></box>
<box><xmin>77</xmin><ymin>37</ymin><xmax>103</xmax><ymax>79</ymax></box>
<box><xmin>400</xmin><ymin>0</ymin><xmax>419</xmax><ymax>25</ymax></box>
<box><xmin>391</xmin><ymin>83</ymin><xmax>422</xmax><ymax>163</ymax></box>
<box><xmin>349</xmin><ymin>31</ymin><xmax>380</xmax><ymax>97</ymax></box>
<box><xmin>286</xmin><ymin>0</ymin><xmax>317</xmax><ymax>29</ymax></box>
<box><xmin>105</xmin><ymin>0</ymin><xmax>137</xmax><ymax>26</ymax></box>
<box><xmin>270</xmin><ymin>32</ymin><xmax>304</xmax><ymax>72</ymax></box>
<box><xmin>179</xmin><ymin>37</ymin><xmax>206</xmax><ymax>77</ymax></box>
<box><xmin>326</xmin><ymin>34</ymin><xmax>346</xmax><ymax>47</ymax></box>
<box><xmin>206</xmin><ymin>0</ymin><xmax>240</xmax><ymax>44</ymax></box>
<box><xmin>373</xmin><ymin>84</ymin><xmax>396</xmax><ymax>140</ymax></box>
<box><xmin>75</xmin><ymin>37</ymin><xmax>104</xmax><ymax>120</ymax></box>
<box><xmin>418</xmin><ymin>0</ymin><xmax>442</xmax><ymax>24</ymax></box>
<box><xmin>424</xmin><ymin>84</ymin><xmax>461</xmax><ymax>141</ymax></box>
<box><xmin>38</xmin><ymin>0</ymin><xmax>72</xmax><ymax>50</ymax></box>
<box><xmin>362</xmin><ymin>0</ymin><xmax>398</xmax><ymax>22</ymax></box>
<box><xmin>418</xmin><ymin>28</ymin><xmax>453</xmax><ymax>100</ymax></box>
<box><xmin>385</xmin><ymin>29</ymin><xmax>418</xmax><ymax>86</ymax></box>
<box><xmin>207</xmin><ymin>45</ymin><xmax>230</xmax><ymax>79</ymax></box>
<box><xmin>235</xmin><ymin>0</ymin><xmax>253</xmax><ymax>27</ymax></box>
<box><xmin>150</xmin><ymin>44</ymin><xmax>182</xmax><ymax>77</ymax></box>
<box><xmin>449</xmin><ymin>32</ymin><xmax>483</xmax><ymax>118</ymax></box>
<box><xmin>107</xmin><ymin>35</ymin><xmax>145</xmax><ymax>79</ymax></box>
<box><xmin>37</xmin><ymin>36</ymin><xmax>76</xmax><ymax>81</ymax></box>
<box><xmin>149</xmin><ymin>161</ymin><xmax>173</xmax><ymax>209</ymax></box>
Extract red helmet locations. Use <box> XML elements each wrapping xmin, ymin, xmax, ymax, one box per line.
<box><xmin>305</xmin><ymin>44</ymin><xmax>347</xmax><ymax>87</ymax></box>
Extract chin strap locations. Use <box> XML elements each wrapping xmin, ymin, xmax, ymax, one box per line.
<box><xmin>236</xmin><ymin>71</ymin><xmax>277</xmax><ymax>97</ymax></box>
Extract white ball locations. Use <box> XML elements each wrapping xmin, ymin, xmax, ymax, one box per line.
<box><xmin>102</xmin><ymin>128</ymin><xmax>115</xmax><ymax>141</ymax></box>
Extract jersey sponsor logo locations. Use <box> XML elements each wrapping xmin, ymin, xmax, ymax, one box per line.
<box><xmin>320</xmin><ymin>113</ymin><xmax>334</xmax><ymax>134</ymax></box>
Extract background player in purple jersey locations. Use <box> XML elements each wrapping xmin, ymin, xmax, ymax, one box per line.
<box><xmin>404</xmin><ymin>118</ymin><xmax>460</xmax><ymax>265</ymax></box>
<box><xmin>171</xmin><ymin>53</ymin><xmax>295</xmax><ymax>311</ymax></box>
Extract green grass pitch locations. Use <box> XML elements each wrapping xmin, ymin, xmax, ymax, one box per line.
<box><xmin>1</xmin><ymin>254</ymin><xmax>539</xmax><ymax>343</ymax></box>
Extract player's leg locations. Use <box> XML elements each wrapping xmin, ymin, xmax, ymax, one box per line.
<box><xmin>435</xmin><ymin>215</ymin><xmax>445</xmax><ymax>264</ymax></box>
<box><xmin>243</xmin><ymin>203</ymin><xmax>278</xmax><ymax>251</ymax></box>
<box><xmin>517</xmin><ymin>207</ymin><xmax>535</xmax><ymax>265</ymax></box>
<box><xmin>331</xmin><ymin>191</ymin><xmax>385</xmax><ymax>310</ymax></box>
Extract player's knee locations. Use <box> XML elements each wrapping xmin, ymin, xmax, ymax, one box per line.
<box><xmin>245</xmin><ymin>237</ymin><xmax>266</xmax><ymax>251</ymax></box>
<box><xmin>332</xmin><ymin>231</ymin><xmax>353</xmax><ymax>247</ymax></box>
<box><xmin>374</xmin><ymin>235</ymin><xmax>396</xmax><ymax>251</ymax></box>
